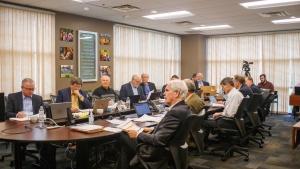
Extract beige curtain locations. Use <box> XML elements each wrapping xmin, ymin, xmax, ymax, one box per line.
<box><xmin>0</xmin><ymin>5</ymin><xmax>55</xmax><ymax>99</ymax></box>
<box><xmin>207</xmin><ymin>32</ymin><xmax>300</xmax><ymax>114</ymax></box>
<box><xmin>113</xmin><ymin>24</ymin><xmax>181</xmax><ymax>90</ymax></box>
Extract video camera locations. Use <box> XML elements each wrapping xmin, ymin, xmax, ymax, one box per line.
<box><xmin>242</xmin><ymin>60</ymin><xmax>253</xmax><ymax>71</ymax></box>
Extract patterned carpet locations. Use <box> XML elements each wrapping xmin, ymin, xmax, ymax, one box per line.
<box><xmin>0</xmin><ymin>114</ymin><xmax>299</xmax><ymax>169</ymax></box>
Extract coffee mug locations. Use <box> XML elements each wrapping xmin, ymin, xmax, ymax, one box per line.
<box><xmin>29</xmin><ymin>115</ymin><xmax>38</xmax><ymax>123</ymax></box>
<box><xmin>97</xmin><ymin>109</ymin><xmax>104</xmax><ymax>114</ymax></box>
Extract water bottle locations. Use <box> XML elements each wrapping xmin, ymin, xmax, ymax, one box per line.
<box><xmin>89</xmin><ymin>110</ymin><xmax>94</xmax><ymax>124</ymax></box>
<box><xmin>126</xmin><ymin>97</ymin><xmax>130</xmax><ymax>110</ymax></box>
<box><xmin>38</xmin><ymin>106</ymin><xmax>45</xmax><ymax>128</ymax></box>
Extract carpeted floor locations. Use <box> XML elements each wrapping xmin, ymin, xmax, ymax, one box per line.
<box><xmin>1</xmin><ymin>114</ymin><xmax>300</xmax><ymax>169</ymax></box>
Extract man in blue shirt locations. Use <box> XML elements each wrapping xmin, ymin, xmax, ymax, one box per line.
<box><xmin>140</xmin><ymin>73</ymin><xmax>156</xmax><ymax>98</ymax></box>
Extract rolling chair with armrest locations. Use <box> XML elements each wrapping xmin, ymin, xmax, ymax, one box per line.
<box><xmin>210</xmin><ymin>97</ymin><xmax>250</xmax><ymax>161</ymax></box>
<box><xmin>257</xmin><ymin>93</ymin><xmax>273</xmax><ymax>137</ymax></box>
<box><xmin>136</xmin><ymin>112</ymin><xmax>209</xmax><ymax>169</ymax></box>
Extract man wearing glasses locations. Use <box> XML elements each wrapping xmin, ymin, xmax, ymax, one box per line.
<box><xmin>6</xmin><ymin>78</ymin><xmax>43</xmax><ymax>119</ymax></box>
<box><xmin>119</xmin><ymin>74</ymin><xmax>146</xmax><ymax>102</ymax></box>
<box><xmin>56</xmin><ymin>77</ymin><xmax>92</xmax><ymax>113</ymax></box>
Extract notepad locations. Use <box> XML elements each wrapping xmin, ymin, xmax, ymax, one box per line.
<box><xmin>70</xmin><ymin>124</ymin><xmax>104</xmax><ymax>133</ymax></box>
<box><xmin>9</xmin><ymin>117</ymin><xmax>29</xmax><ymax>121</ymax></box>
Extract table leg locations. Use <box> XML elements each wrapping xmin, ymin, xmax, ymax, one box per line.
<box><xmin>76</xmin><ymin>141</ymin><xmax>90</xmax><ymax>168</ymax></box>
<box><xmin>14</xmin><ymin>142</ymin><xmax>22</xmax><ymax>169</ymax></box>
<box><xmin>40</xmin><ymin>143</ymin><xmax>57</xmax><ymax>169</ymax></box>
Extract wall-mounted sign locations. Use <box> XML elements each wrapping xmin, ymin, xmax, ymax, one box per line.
<box><xmin>78</xmin><ymin>30</ymin><xmax>98</xmax><ymax>82</ymax></box>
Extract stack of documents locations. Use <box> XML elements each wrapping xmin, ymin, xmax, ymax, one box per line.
<box><xmin>71</xmin><ymin>124</ymin><xmax>104</xmax><ymax>133</ymax></box>
<box><xmin>133</xmin><ymin>114</ymin><xmax>162</xmax><ymax>123</ymax></box>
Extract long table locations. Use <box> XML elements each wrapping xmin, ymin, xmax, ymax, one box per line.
<box><xmin>290</xmin><ymin>95</ymin><xmax>300</xmax><ymax>149</ymax></box>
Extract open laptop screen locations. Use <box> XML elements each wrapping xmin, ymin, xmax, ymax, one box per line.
<box><xmin>148</xmin><ymin>92</ymin><xmax>161</xmax><ymax>101</ymax></box>
<box><xmin>134</xmin><ymin>102</ymin><xmax>152</xmax><ymax>117</ymax></box>
<box><xmin>208</xmin><ymin>96</ymin><xmax>218</xmax><ymax>104</ymax></box>
<box><xmin>295</xmin><ymin>87</ymin><xmax>300</xmax><ymax>95</ymax></box>
<box><xmin>129</xmin><ymin>95</ymin><xmax>140</xmax><ymax>107</ymax></box>
<box><xmin>49</xmin><ymin>102</ymin><xmax>71</xmax><ymax>120</ymax></box>
<box><xmin>93</xmin><ymin>98</ymin><xmax>110</xmax><ymax>112</ymax></box>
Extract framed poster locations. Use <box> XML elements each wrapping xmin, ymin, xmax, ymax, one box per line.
<box><xmin>78</xmin><ymin>30</ymin><xmax>98</xmax><ymax>82</ymax></box>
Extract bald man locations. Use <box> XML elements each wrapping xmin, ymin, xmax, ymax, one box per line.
<box><xmin>194</xmin><ymin>73</ymin><xmax>210</xmax><ymax>92</ymax></box>
<box><xmin>119</xmin><ymin>74</ymin><xmax>146</xmax><ymax>102</ymax></box>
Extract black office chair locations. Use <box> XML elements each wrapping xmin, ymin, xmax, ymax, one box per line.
<box><xmin>136</xmin><ymin>112</ymin><xmax>208</xmax><ymax>169</ymax></box>
<box><xmin>210</xmin><ymin>97</ymin><xmax>250</xmax><ymax>161</ymax></box>
<box><xmin>241</xmin><ymin>93</ymin><xmax>264</xmax><ymax>148</ymax></box>
<box><xmin>271</xmin><ymin>91</ymin><xmax>278</xmax><ymax>115</ymax></box>
<box><xmin>257</xmin><ymin>93</ymin><xmax>273</xmax><ymax>136</ymax></box>
<box><xmin>190</xmin><ymin>109</ymin><xmax>206</xmax><ymax>154</ymax></box>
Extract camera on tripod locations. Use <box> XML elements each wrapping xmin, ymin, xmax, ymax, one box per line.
<box><xmin>242</xmin><ymin>60</ymin><xmax>253</xmax><ymax>77</ymax></box>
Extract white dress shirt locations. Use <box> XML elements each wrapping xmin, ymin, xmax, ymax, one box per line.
<box><xmin>221</xmin><ymin>87</ymin><xmax>243</xmax><ymax>117</ymax></box>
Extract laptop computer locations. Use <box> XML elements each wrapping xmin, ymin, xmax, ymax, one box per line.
<box><xmin>129</xmin><ymin>95</ymin><xmax>140</xmax><ymax>107</ymax></box>
<box><xmin>295</xmin><ymin>87</ymin><xmax>300</xmax><ymax>95</ymax></box>
<box><xmin>93</xmin><ymin>98</ymin><xmax>110</xmax><ymax>113</ymax></box>
<box><xmin>133</xmin><ymin>102</ymin><xmax>152</xmax><ymax>117</ymax></box>
<box><xmin>208</xmin><ymin>96</ymin><xmax>218</xmax><ymax>104</ymax></box>
<box><xmin>49</xmin><ymin>102</ymin><xmax>71</xmax><ymax>120</ymax></box>
<box><xmin>148</xmin><ymin>91</ymin><xmax>161</xmax><ymax>101</ymax></box>
<box><xmin>221</xmin><ymin>94</ymin><xmax>228</xmax><ymax>101</ymax></box>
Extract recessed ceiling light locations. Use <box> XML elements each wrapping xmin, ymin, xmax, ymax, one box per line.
<box><xmin>191</xmin><ymin>25</ymin><xmax>232</xmax><ymax>30</ymax></box>
<box><xmin>240</xmin><ymin>0</ymin><xmax>300</xmax><ymax>9</ymax></box>
<box><xmin>151</xmin><ymin>11</ymin><xmax>157</xmax><ymax>14</ymax></box>
<box><xmin>83</xmin><ymin>7</ymin><xmax>89</xmax><ymax>11</ymax></box>
<box><xmin>272</xmin><ymin>18</ymin><xmax>300</xmax><ymax>24</ymax></box>
<box><xmin>143</xmin><ymin>11</ymin><xmax>194</xmax><ymax>20</ymax></box>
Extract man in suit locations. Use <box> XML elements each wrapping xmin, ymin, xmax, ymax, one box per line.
<box><xmin>161</xmin><ymin>75</ymin><xmax>179</xmax><ymax>98</ymax></box>
<box><xmin>92</xmin><ymin>75</ymin><xmax>118</xmax><ymax>102</ymax></box>
<box><xmin>183</xmin><ymin>79</ymin><xmax>204</xmax><ymax>114</ymax></box>
<box><xmin>6</xmin><ymin>78</ymin><xmax>43</xmax><ymax>119</ymax></box>
<box><xmin>245</xmin><ymin>76</ymin><xmax>262</xmax><ymax>94</ymax></box>
<box><xmin>56</xmin><ymin>77</ymin><xmax>92</xmax><ymax>113</ymax></box>
<box><xmin>119</xmin><ymin>74</ymin><xmax>146</xmax><ymax>102</ymax></box>
<box><xmin>195</xmin><ymin>73</ymin><xmax>210</xmax><ymax>92</ymax></box>
<box><xmin>233</xmin><ymin>74</ymin><xmax>253</xmax><ymax>98</ymax></box>
<box><xmin>139</xmin><ymin>73</ymin><xmax>156</xmax><ymax>98</ymax></box>
<box><xmin>116</xmin><ymin>80</ymin><xmax>191</xmax><ymax>169</ymax></box>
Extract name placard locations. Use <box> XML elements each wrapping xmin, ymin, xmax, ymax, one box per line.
<box><xmin>78</xmin><ymin>30</ymin><xmax>98</xmax><ymax>82</ymax></box>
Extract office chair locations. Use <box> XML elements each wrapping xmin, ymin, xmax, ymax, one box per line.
<box><xmin>114</xmin><ymin>90</ymin><xmax>120</xmax><ymax>99</ymax></box>
<box><xmin>271</xmin><ymin>91</ymin><xmax>278</xmax><ymax>115</ymax></box>
<box><xmin>190</xmin><ymin>109</ymin><xmax>206</xmax><ymax>153</ymax></box>
<box><xmin>257</xmin><ymin>93</ymin><xmax>273</xmax><ymax>137</ymax></box>
<box><xmin>241</xmin><ymin>93</ymin><xmax>264</xmax><ymax>148</ymax></box>
<box><xmin>210</xmin><ymin>97</ymin><xmax>250</xmax><ymax>161</ymax></box>
<box><xmin>136</xmin><ymin>113</ymin><xmax>209</xmax><ymax>169</ymax></box>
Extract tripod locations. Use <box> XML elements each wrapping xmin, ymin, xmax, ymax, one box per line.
<box><xmin>244</xmin><ymin>71</ymin><xmax>251</xmax><ymax>77</ymax></box>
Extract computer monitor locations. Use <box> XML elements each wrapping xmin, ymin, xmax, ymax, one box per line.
<box><xmin>295</xmin><ymin>87</ymin><xmax>300</xmax><ymax>95</ymax></box>
<box><xmin>200</xmin><ymin>86</ymin><xmax>216</xmax><ymax>96</ymax></box>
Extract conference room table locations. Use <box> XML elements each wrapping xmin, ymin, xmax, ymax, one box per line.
<box><xmin>290</xmin><ymin>95</ymin><xmax>300</xmax><ymax>149</ymax></box>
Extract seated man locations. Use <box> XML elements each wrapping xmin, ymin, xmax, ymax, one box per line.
<box><xmin>6</xmin><ymin>78</ymin><xmax>43</xmax><ymax>119</ymax></box>
<box><xmin>233</xmin><ymin>74</ymin><xmax>253</xmax><ymax>98</ymax></box>
<box><xmin>116</xmin><ymin>80</ymin><xmax>191</xmax><ymax>169</ymax></box>
<box><xmin>258</xmin><ymin>74</ymin><xmax>275</xmax><ymax>114</ymax></box>
<box><xmin>161</xmin><ymin>75</ymin><xmax>179</xmax><ymax>98</ymax></box>
<box><xmin>245</xmin><ymin>76</ymin><xmax>262</xmax><ymax>94</ymax></box>
<box><xmin>203</xmin><ymin>77</ymin><xmax>243</xmax><ymax>149</ymax></box>
<box><xmin>194</xmin><ymin>73</ymin><xmax>210</xmax><ymax>92</ymax></box>
<box><xmin>119</xmin><ymin>74</ymin><xmax>146</xmax><ymax>102</ymax></box>
<box><xmin>92</xmin><ymin>75</ymin><xmax>118</xmax><ymax>102</ymax></box>
<box><xmin>139</xmin><ymin>73</ymin><xmax>157</xmax><ymax>98</ymax></box>
<box><xmin>183</xmin><ymin>79</ymin><xmax>205</xmax><ymax>114</ymax></box>
<box><xmin>56</xmin><ymin>77</ymin><xmax>92</xmax><ymax>113</ymax></box>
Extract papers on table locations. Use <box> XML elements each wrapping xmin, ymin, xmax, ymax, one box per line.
<box><xmin>78</xmin><ymin>109</ymin><xmax>93</xmax><ymax>113</ymax></box>
<box><xmin>116</xmin><ymin>119</ymin><xmax>142</xmax><ymax>131</ymax></box>
<box><xmin>212</xmin><ymin>103</ymin><xmax>225</xmax><ymax>107</ymax></box>
<box><xmin>9</xmin><ymin>117</ymin><xmax>29</xmax><ymax>121</ymax></box>
<box><xmin>71</xmin><ymin>124</ymin><xmax>104</xmax><ymax>133</ymax></box>
<box><xmin>103</xmin><ymin>127</ymin><xmax>122</xmax><ymax>133</ymax></box>
<box><xmin>107</xmin><ymin>119</ymin><xmax>128</xmax><ymax>125</ymax></box>
<box><xmin>133</xmin><ymin>114</ymin><xmax>162</xmax><ymax>123</ymax></box>
<box><xmin>73</xmin><ymin>112</ymin><xmax>89</xmax><ymax>119</ymax></box>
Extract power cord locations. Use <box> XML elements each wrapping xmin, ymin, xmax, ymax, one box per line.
<box><xmin>1</xmin><ymin>124</ymin><xmax>33</xmax><ymax>135</ymax></box>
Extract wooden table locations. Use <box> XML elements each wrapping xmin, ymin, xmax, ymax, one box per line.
<box><xmin>0</xmin><ymin>120</ymin><xmax>117</xmax><ymax>169</ymax></box>
<box><xmin>290</xmin><ymin>95</ymin><xmax>300</xmax><ymax>149</ymax></box>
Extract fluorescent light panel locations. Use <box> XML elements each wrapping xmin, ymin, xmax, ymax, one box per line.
<box><xmin>191</xmin><ymin>25</ymin><xmax>232</xmax><ymax>31</ymax></box>
<box><xmin>143</xmin><ymin>11</ymin><xmax>194</xmax><ymax>20</ymax></box>
<box><xmin>272</xmin><ymin>18</ymin><xmax>300</xmax><ymax>24</ymax></box>
<box><xmin>240</xmin><ymin>0</ymin><xmax>300</xmax><ymax>9</ymax></box>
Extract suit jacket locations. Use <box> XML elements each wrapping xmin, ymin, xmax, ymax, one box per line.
<box><xmin>140</xmin><ymin>82</ymin><xmax>157</xmax><ymax>96</ymax></box>
<box><xmin>136</xmin><ymin>100</ymin><xmax>191</xmax><ymax>168</ymax></box>
<box><xmin>119</xmin><ymin>82</ymin><xmax>146</xmax><ymax>102</ymax></box>
<box><xmin>186</xmin><ymin>93</ymin><xmax>205</xmax><ymax>114</ymax></box>
<box><xmin>56</xmin><ymin>87</ymin><xmax>92</xmax><ymax>109</ymax></box>
<box><xmin>5</xmin><ymin>91</ymin><xmax>43</xmax><ymax>119</ymax></box>
<box><xmin>239</xmin><ymin>84</ymin><xmax>253</xmax><ymax>98</ymax></box>
<box><xmin>195</xmin><ymin>80</ymin><xmax>210</xmax><ymax>92</ymax></box>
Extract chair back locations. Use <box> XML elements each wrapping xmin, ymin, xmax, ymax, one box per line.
<box><xmin>234</xmin><ymin>97</ymin><xmax>250</xmax><ymax>120</ymax></box>
<box><xmin>246</xmin><ymin>93</ymin><xmax>263</xmax><ymax>127</ymax></box>
<box><xmin>50</xmin><ymin>95</ymin><xmax>57</xmax><ymax>103</ymax></box>
<box><xmin>0</xmin><ymin>93</ymin><xmax>5</xmax><ymax>122</ymax></box>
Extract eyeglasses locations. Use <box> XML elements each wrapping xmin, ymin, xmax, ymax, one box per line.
<box><xmin>22</xmin><ymin>87</ymin><xmax>35</xmax><ymax>91</ymax></box>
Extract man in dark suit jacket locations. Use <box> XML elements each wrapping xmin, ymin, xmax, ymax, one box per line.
<box><xmin>161</xmin><ymin>75</ymin><xmax>179</xmax><ymax>98</ymax></box>
<box><xmin>56</xmin><ymin>77</ymin><xmax>92</xmax><ymax>113</ymax></box>
<box><xmin>6</xmin><ymin>78</ymin><xmax>43</xmax><ymax>119</ymax></box>
<box><xmin>245</xmin><ymin>76</ymin><xmax>262</xmax><ymax>94</ymax></box>
<box><xmin>140</xmin><ymin>73</ymin><xmax>156</xmax><ymax>98</ymax></box>
<box><xmin>119</xmin><ymin>74</ymin><xmax>146</xmax><ymax>102</ymax></box>
<box><xmin>194</xmin><ymin>73</ymin><xmax>210</xmax><ymax>92</ymax></box>
<box><xmin>116</xmin><ymin>80</ymin><xmax>191</xmax><ymax>169</ymax></box>
<box><xmin>233</xmin><ymin>74</ymin><xmax>253</xmax><ymax>98</ymax></box>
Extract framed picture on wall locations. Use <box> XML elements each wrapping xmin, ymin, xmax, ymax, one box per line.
<box><xmin>100</xmin><ymin>66</ymin><xmax>111</xmax><ymax>77</ymax></box>
<box><xmin>100</xmin><ymin>50</ymin><xmax>110</xmax><ymax>61</ymax></box>
<box><xmin>60</xmin><ymin>28</ymin><xmax>74</xmax><ymax>42</ymax></box>
<box><xmin>61</xmin><ymin>65</ymin><xmax>74</xmax><ymax>78</ymax></box>
<box><xmin>99</xmin><ymin>33</ymin><xmax>110</xmax><ymax>45</ymax></box>
<box><xmin>60</xmin><ymin>47</ymin><xmax>73</xmax><ymax>60</ymax></box>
